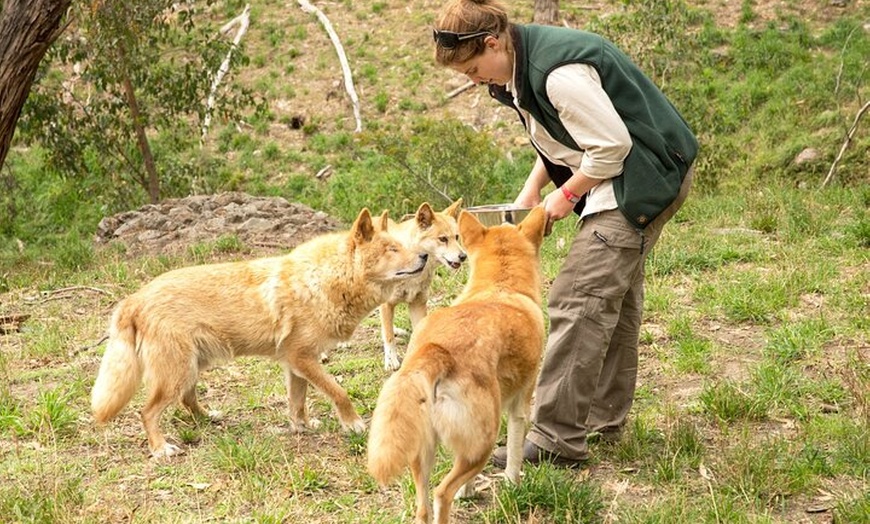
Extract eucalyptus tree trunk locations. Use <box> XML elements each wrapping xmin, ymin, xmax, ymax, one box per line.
<box><xmin>117</xmin><ymin>41</ymin><xmax>160</xmax><ymax>203</ymax></box>
<box><xmin>0</xmin><ymin>0</ymin><xmax>71</xmax><ymax>169</ymax></box>
<box><xmin>533</xmin><ymin>0</ymin><xmax>560</xmax><ymax>25</ymax></box>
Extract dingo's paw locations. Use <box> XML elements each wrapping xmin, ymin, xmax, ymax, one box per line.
<box><xmin>384</xmin><ymin>343</ymin><xmax>402</xmax><ymax>371</ymax></box>
<box><xmin>342</xmin><ymin>417</ymin><xmax>366</xmax><ymax>433</ymax></box>
<box><xmin>151</xmin><ymin>443</ymin><xmax>184</xmax><ymax>459</ymax></box>
<box><xmin>288</xmin><ymin>418</ymin><xmax>321</xmax><ymax>434</ymax></box>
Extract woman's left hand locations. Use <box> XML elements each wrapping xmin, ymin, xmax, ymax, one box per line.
<box><xmin>542</xmin><ymin>188</ymin><xmax>577</xmax><ymax>222</ymax></box>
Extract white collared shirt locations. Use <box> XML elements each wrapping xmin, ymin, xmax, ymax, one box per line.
<box><xmin>508</xmin><ymin>63</ymin><xmax>631</xmax><ymax>218</ymax></box>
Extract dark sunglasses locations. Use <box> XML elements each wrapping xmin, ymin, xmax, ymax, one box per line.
<box><xmin>432</xmin><ymin>29</ymin><xmax>493</xmax><ymax>49</ymax></box>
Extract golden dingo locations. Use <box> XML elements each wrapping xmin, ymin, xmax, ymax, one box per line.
<box><xmin>379</xmin><ymin>199</ymin><xmax>465</xmax><ymax>371</ymax></box>
<box><xmin>91</xmin><ymin>208</ymin><xmax>427</xmax><ymax>458</ymax></box>
<box><xmin>367</xmin><ymin>207</ymin><xmax>547</xmax><ymax>524</ymax></box>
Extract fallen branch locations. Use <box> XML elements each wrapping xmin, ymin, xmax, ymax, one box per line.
<box><xmin>70</xmin><ymin>334</ymin><xmax>109</xmax><ymax>357</ymax></box>
<box><xmin>446</xmin><ymin>81</ymin><xmax>476</xmax><ymax>99</ymax></box>
<box><xmin>201</xmin><ymin>4</ymin><xmax>251</xmax><ymax>144</ymax></box>
<box><xmin>42</xmin><ymin>285</ymin><xmax>112</xmax><ymax>297</ymax></box>
<box><xmin>822</xmin><ymin>100</ymin><xmax>869</xmax><ymax>188</ymax></box>
<box><xmin>298</xmin><ymin>0</ymin><xmax>362</xmax><ymax>132</ymax></box>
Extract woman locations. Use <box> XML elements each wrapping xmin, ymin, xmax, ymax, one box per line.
<box><xmin>433</xmin><ymin>0</ymin><xmax>698</xmax><ymax>468</ymax></box>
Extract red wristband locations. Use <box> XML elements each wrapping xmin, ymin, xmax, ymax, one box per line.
<box><xmin>561</xmin><ymin>185</ymin><xmax>581</xmax><ymax>204</ymax></box>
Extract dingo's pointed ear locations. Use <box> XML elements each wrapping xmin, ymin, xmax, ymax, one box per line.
<box><xmin>377</xmin><ymin>210</ymin><xmax>390</xmax><ymax>232</ymax></box>
<box><xmin>415</xmin><ymin>203</ymin><xmax>435</xmax><ymax>230</ymax></box>
<box><xmin>351</xmin><ymin>208</ymin><xmax>376</xmax><ymax>243</ymax></box>
<box><xmin>458</xmin><ymin>210</ymin><xmax>485</xmax><ymax>247</ymax></box>
<box><xmin>444</xmin><ymin>198</ymin><xmax>463</xmax><ymax>218</ymax></box>
<box><xmin>518</xmin><ymin>206</ymin><xmax>547</xmax><ymax>248</ymax></box>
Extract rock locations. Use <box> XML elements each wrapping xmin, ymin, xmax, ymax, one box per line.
<box><xmin>794</xmin><ymin>148</ymin><xmax>821</xmax><ymax>165</ymax></box>
<box><xmin>94</xmin><ymin>192</ymin><xmax>343</xmax><ymax>256</ymax></box>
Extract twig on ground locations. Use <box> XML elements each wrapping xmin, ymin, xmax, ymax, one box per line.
<box><xmin>42</xmin><ymin>286</ymin><xmax>112</xmax><ymax>297</ymax></box>
<box><xmin>822</xmin><ymin>100</ymin><xmax>869</xmax><ymax>188</ymax></box>
<box><xmin>71</xmin><ymin>334</ymin><xmax>109</xmax><ymax>356</ymax></box>
<box><xmin>446</xmin><ymin>81</ymin><xmax>475</xmax><ymax>99</ymax></box>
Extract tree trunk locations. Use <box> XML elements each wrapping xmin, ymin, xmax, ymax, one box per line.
<box><xmin>533</xmin><ymin>0</ymin><xmax>560</xmax><ymax>25</ymax></box>
<box><xmin>117</xmin><ymin>41</ymin><xmax>160</xmax><ymax>203</ymax></box>
<box><xmin>0</xmin><ymin>0</ymin><xmax>71</xmax><ymax>169</ymax></box>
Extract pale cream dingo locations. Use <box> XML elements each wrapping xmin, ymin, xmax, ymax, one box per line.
<box><xmin>91</xmin><ymin>208</ymin><xmax>427</xmax><ymax>458</ymax></box>
<box><xmin>378</xmin><ymin>199</ymin><xmax>465</xmax><ymax>371</ymax></box>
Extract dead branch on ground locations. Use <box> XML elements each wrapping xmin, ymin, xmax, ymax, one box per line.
<box><xmin>822</xmin><ymin>100</ymin><xmax>869</xmax><ymax>188</ymax></box>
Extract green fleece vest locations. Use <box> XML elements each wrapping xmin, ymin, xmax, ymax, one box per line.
<box><xmin>490</xmin><ymin>24</ymin><xmax>699</xmax><ymax>228</ymax></box>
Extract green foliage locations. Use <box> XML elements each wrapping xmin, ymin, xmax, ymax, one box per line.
<box><xmin>326</xmin><ymin>117</ymin><xmax>528</xmax><ymax>222</ymax></box>
<box><xmin>483</xmin><ymin>466</ymin><xmax>604</xmax><ymax>523</ymax></box>
<box><xmin>0</xmin><ymin>390</ymin><xmax>24</xmax><ymax>436</ymax></box>
<box><xmin>213</xmin><ymin>431</ymin><xmax>280</xmax><ymax>473</ymax></box>
<box><xmin>763</xmin><ymin>319</ymin><xmax>832</xmax><ymax>364</ymax></box>
<box><xmin>716</xmin><ymin>436</ymin><xmax>818</xmax><ymax>506</ymax></box>
<box><xmin>0</xmin><ymin>477</ymin><xmax>84</xmax><ymax>523</ymax></box>
<box><xmin>699</xmin><ymin>379</ymin><xmax>767</xmax><ymax>422</ymax></box>
<box><xmin>610</xmin><ymin>416</ymin><xmax>665</xmax><ymax>464</ymax></box>
<box><xmin>667</xmin><ymin>317</ymin><xmax>713</xmax><ymax>374</ymax></box>
<box><xmin>835</xmin><ymin>490</ymin><xmax>870</xmax><ymax>524</ymax></box>
<box><xmin>289</xmin><ymin>464</ymin><xmax>331</xmax><ymax>494</ymax></box>
<box><xmin>27</xmin><ymin>387</ymin><xmax>79</xmax><ymax>440</ymax></box>
<box><xmin>186</xmin><ymin>234</ymin><xmax>248</xmax><ymax>263</ymax></box>
<box><xmin>16</xmin><ymin>0</ymin><xmax>261</xmax><ymax>205</ymax></box>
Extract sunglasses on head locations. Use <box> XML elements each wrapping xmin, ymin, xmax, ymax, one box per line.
<box><xmin>432</xmin><ymin>29</ymin><xmax>493</xmax><ymax>49</ymax></box>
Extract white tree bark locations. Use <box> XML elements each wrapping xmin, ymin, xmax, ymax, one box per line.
<box><xmin>201</xmin><ymin>4</ymin><xmax>251</xmax><ymax>144</ymax></box>
<box><xmin>298</xmin><ymin>0</ymin><xmax>362</xmax><ymax>132</ymax></box>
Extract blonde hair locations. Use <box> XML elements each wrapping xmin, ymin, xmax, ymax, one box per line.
<box><xmin>434</xmin><ymin>0</ymin><xmax>510</xmax><ymax>66</ymax></box>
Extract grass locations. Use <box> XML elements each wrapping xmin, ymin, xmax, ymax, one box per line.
<box><xmin>1</xmin><ymin>0</ymin><xmax>868</xmax><ymax>522</ymax></box>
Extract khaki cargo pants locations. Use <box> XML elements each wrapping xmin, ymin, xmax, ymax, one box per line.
<box><xmin>528</xmin><ymin>169</ymin><xmax>693</xmax><ymax>460</ymax></box>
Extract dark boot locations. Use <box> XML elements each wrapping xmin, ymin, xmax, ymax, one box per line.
<box><xmin>491</xmin><ymin>439</ymin><xmax>586</xmax><ymax>469</ymax></box>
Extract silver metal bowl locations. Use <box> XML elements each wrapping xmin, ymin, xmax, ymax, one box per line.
<box><xmin>465</xmin><ymin>204</ymin><xmax>533</xmax><ymax>227</ymax></box>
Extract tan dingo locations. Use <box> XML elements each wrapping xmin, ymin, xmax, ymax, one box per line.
<box><xmin>91</xmin><ymin>208</ymin><xmax>427</xmax><ymax>458</ymax></box>
<box><xmin>367</xmin><ymin>207</ymin><xmax>547</xmax><ymax>524</ymax></box>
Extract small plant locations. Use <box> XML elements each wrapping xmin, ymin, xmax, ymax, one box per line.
<box><xmin>667</xmin><ymin>317</ymin><xmax>713</xmax><ymax>374</ymax></box>
<box><xmin>483</xmin><ymin>465</ymin><xmax>605</xmax><ymax>523</ymax></box>
<box><xmin>833</xmin><ymin>489</ymin><xmax>869</xmax><ymax>523</ymax></box>
<box><xmin>0</xmin><ymin>477</ymin><xmax>84</xmax><ymax>523</ymax></box>
<box><xmin>213</xmin><ymin>432</ymin><xmax>277</xmax><ymax>473</ymax></box>
<box><xmin>54</xmin><ymin>234</ymin><xmax>95</xmax><ymax>271</ymax></box>
<box><xmin>698</xmin><ymin>379</ymin><xmax>767</xmax><ymax>422</ymax></box>
<box><xmin>716</xmin><ymin>436</ymin><xmax>812</xmax><ymax>506</ymax></box>
<box><xmin>374</xmin><ymin>90</ymin><xmax>389</xmax><ymax>113</ymax></box>
<box><xmin>344</xmin><ymin>429</ymin><xmax>368</xmax><ymax>456</ymax></box>
<box><xmin>0</xmin><ymin>390</ymin><xmax>24</xmax><ymax>436</ymax></box>
<box><xmin>763</xmin><ymin>318</ymin><xmax>831</xmax><ymax>364</ymax></box>
<box><xmin>27</xmin><ymin>387</ymin><xmax>78</xmax><ymax>440</ymax></box>
<box><xmin>612</xmin><ymin>416</ymin><xmax>665</xmax><ymax>464</ymax></box>
<box><xmin>289</xmin><ymin>464</ymin><xmax>330</xmax><ymax>494</ymax></box>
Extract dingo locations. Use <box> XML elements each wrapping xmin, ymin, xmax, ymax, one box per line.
<box><xmin>367</xmin><ymin>207</ymin><xmax>547</xmax><ymax>524</ymax></box>
<box><xmin>91</xmin><ymin>209</ymin><xmax>427</xmax><ymax>458</ymax></box>
<box><xmin>379</xmin><ymin>199</ymin><xmax>465</xmax><ymax>371</ymax></box>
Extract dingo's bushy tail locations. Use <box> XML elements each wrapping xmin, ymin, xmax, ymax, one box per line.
<box><xmin>367</xmin><ymin>355</ymin><xmax>440</xmax><ymax>485</ymax></box>
<box><xmin>91</xmin><ymin>302</ymin><xmax>143</xmax><ymax>423</ymax></box>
